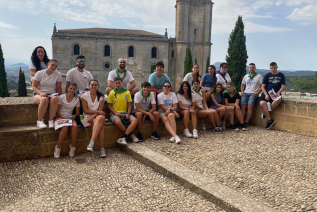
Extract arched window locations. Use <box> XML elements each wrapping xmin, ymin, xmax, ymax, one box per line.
<box><xmin>74</xmin><ymin>45</ymin><xmax>80</xmax><ymax>55</ymax></box>
<box><xmin>151</xmin><ymin>47</ymin><xmax>157</xmax><ymax>58</ymax></box>
<box><xmin>128</xmin><ymin>46</ymin><xmax>134</xmax><ymax>57</ymax></box>
<box><xmin>171</xmin><ymin>50</ymin><xmax>174</xmax><ymax>58</ymax></box>
<box><xmin>104</xmin><ymin>45</ymin><xmax>110</xmax><ymax>56</ymax></box>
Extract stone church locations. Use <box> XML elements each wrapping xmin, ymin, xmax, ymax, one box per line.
<box><xmin>52</xmin><ymin>0</ymin><xmax>213</xmax><ymax>92</ymax></box>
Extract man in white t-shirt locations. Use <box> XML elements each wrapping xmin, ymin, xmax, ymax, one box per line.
<box><xmin>241</xmin><ymin>63</ymin><xmax>263</xmax><ymax>127</ymax></box>
<box><xmin>105</xmin><ymin>58</ymin><xmax>138</xmax><ymax>96</ymax></box>
<box><xmin>66</xmin><ymin>55</ymin><xmax>93</xmax><ymax>98</ymax></box>
<box><xmin>133</xmin><ymin>82</ymin><xmax>160</xmax><ymax>141</ymax></box>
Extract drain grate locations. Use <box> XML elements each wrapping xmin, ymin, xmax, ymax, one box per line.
<box><xmin>75</xmin><ymin>159</ymin><xmax>86</xmax><ymax>164</ymax></box>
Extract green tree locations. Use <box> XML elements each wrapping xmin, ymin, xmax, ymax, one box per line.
<box><xmin>0</xmin><ymin>43</ymin><xmax>9</xmax><ymax>97</ymax></box>
<box><xmin>150</xmin><ymin>65</ymin><xmax>154</xmax><ymax>74</ymax></box>
<box><xmin>195</xmin><ymin>58</ymin><xmax>197</xmax><ymax>65</ymax></box>
<box><xmin>291</xmin><ymin>77</ymin><xmax>314</xmax><ymax>98</ymax></box>
<box><xmin>205</xmin><ymin>56</ymin><xmax>210</xmax><ymax>73</ymax></box>
<box><xmin>183</xmin><ymin>46</ymin><xmax>193</xmax><ymax>77</ymax></box>
<box><xmin>226</xmin><ymin>16</ymin><xmax>248</xmax><ymax>92</ymax></box>
<box><xmin>18</xmin><ymin>67</ymin><xmax>27</xmax><ymax>96</ymax></box>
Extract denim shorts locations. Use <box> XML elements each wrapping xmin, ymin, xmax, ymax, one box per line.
<box><xmin>110</xmin><ymin>113</ymin><xmax>135</xmax><ymax>122</ymax></box>
<box><xmin>241</xmin><ymin>93</ymin><xmax>259</xmax><ymax>105</ymax></box>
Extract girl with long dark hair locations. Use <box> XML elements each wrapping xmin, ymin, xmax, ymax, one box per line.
<box><xmin>201</xmin><ymin>65</ymin><xmax>217</xmax><ymax>105</ymax></box>
<box><xmin>183</xmin><ymin>64</ymin><xmax>201</xmax><ymax>88</ymax></box>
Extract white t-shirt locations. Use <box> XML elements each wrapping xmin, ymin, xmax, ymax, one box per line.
<box><xmin>133</xmin><ymin>91</ymin><xmax>156</xmax><ymax>113</ymax></box>
<box><xmin>177</xmin><ymin>93</ymin><xmax>195</xmax><ymax>109</ymax></box>
<box><xmin>108</xmin><ymin>69</ymin><xmax>134</xmax><ymax>88</ymax></box>
<box><xmin>183</xmin><ymin>73</ymin><xmax>202</xmax><ymax>88</ymax></box>
<box><xmin>81</xmin><ymin>91</ymin><xmax>104</xmax><ymax>118</ymax></box>
<box><xmin>192</xmin><ymin>89</ymin><xmax>204</xmax><ymax>109</ymax></box>
<box><xmin>241</xmin><ymin>74</ymin><xmax>263</xmax><ymax>94</ymax></box>
<box><xmin>33</xmin><ymin>70</ymin><xmax>62</xmax><ymax>94</ymax></box>
<box><xmin>29</xmin><ymin>60</ymin><xmax>47</xmax><ymax>71</ymax></box>
<box><xmin>58</xmin><ymin>94</ymin><xmax>80</xmax><ymax>118</ymax></box>
<box><xmin>157</xmin><ymin>92</ymin><xmax>178</xmax><ymax>112</ymax></box>
<box><xmin>66</xmin><ymin>68</ymin><xmax>93</xmax><ymax>92</ymax></box>
<box><xmin>216</xmin><ymin>73</ymin><xmax>231</xmax><ymax>88</ymax></box>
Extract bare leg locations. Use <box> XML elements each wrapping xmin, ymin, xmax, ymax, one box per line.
<box><xmin>209</xmin><ymin>109</ymin><xmax>220</xmax><ymax>126</ymax></box>
<box><xmin>205</xmin><ymin>92</ymin><xmax>211</xmax><ymax>107</ymax></box>
<box><xmin>234</xmin><ymin>108</ymin><xmax>244</xmax><ymax>124</ymax></box>
<box><xmin>49</xmin><ymin>96</ymin><xmax>59</xmax><ymax>120</ymax></box>
<box><xmin>113</xmin><ymin>118</ymin><xmax>127</xmax><ymax>132</ymax></box>
<box><xmin>245</xmin><ymin>104</ymin><xmax>254</xmax><ymax>123</ymax></box>
<box><xmin>98</xmin><ymin>124</ymin><xmax>104</xmax><ymax>148</ymax></box>
<box><xmin>90</xmin><ymin>115</ymin><xmax>105</xmax><ymax>141</ymax></box>
<box><xmin>135</xmin><ymin>112</ymin><xmax>143</xmax><ymax>133</ymax></box>
<box><xmin>196</xmin><ymin>110</ymin><xmax>215</xmax><ymax>127</ymax></box>
<box><xmin>215</xmin><ymin>107</ymin><xmax>226</xmax><ymax>122</ymax></box>
<box><xmin>161</xmin><ymin>116</ymin><xmax>176</xmax><ymax>137</ymax></box>
<box><xmin>179</xmin><ymin>110</ymin><xmax>190</xmax><ymax>129</ymax></box>
<box><xmin>260</xmin><ymin>101</ymin><xmax>271</xmax><ymax>120</ymax></box>
<box><xmin>230</xmin><ymin>110</ymin><xmax>235</xmax><ymax>124</ymax></box>
<box><xmin>241</xmin><ymin>104</ymin><xmax>247</xmax><ymax>120</ymax></box>
<box><xmin>271</xmin><ymin>98</ymin><xmax>282</xmax><ymax>110</ymax></box>
<box><xmin>105</xmin><ymin>87</ymin><xmax>113</xmax><ymax>95</ymax></box>
<box><xmin>167</xmin><ymin>113</ymin><xmax>177</xmax><ymax>133</ymax></box>
<box><xmin>130</xmin><ymin>87</ymin><xmax>139</xmax><ymax>96</ymax></box>
<box><xmin>190</xmin><ymin>110</ymin><xmax>197</xmax><ymax>129</ymax></box>
<box><xmin>57</xmin><ymin>126</ymin><xmax>68</xmax><ymax>149</ymax></box>
<box><xmin>125</xmin><ymin>117</ymin><xmax>138</xmax><ymax>135</ymax></box>
<box><xmin>33</xmin><ymin>95</ymin><xmax>49</xmax><ymax>121</ymax></box>
<box><xmin>153</xmin><ymin>111</ymin><xmax>160</xmax><ymax>132</ymax></box>
<box><xmin>70</xmin><ymin>122</ymin><xmax>78</xmax><ymax>147</ymax></box>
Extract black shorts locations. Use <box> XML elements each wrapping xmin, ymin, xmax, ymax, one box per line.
<box><xmin>132</xmin><ymin>113</ymin><xmax>152</xmax><ymax>121</ymax></box>
<box><xmin>260</xmin><ymin>94</ymin><xmax>282</xmax><ymax>103</ymax></box>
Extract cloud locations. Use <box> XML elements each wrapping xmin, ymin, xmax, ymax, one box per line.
<box><xmin>0</xmin><ymin>21</ymin><xmax>16</xmax><ymax>29</ymax></box>
<box><xmin>275</xmin><ymin>0</ymin><xmax>316</xmax><ymax>7</ymax></box>
<box><xmin>286</xmin><ymin>4</ymin><xmax>317</xmax><ymax>25</ymax></box>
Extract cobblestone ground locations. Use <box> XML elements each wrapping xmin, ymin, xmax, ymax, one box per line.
<box><xmin>141</xmin><ymin>126</ymin><xmax>317</xmax><ymax>212</ymax></box>
<box><xmin>0</xmin><ymin>149</ymin><xmax>225</xmax><ymax>212</ymax></box>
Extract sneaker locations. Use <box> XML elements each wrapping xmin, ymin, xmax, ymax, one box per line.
<box><xmin>261</xmin><ymin>113</ymin><xmax>266</xmax><ymax>119</ymax></box>
<box><xmin>221</xmin><ymin>121</ymin><xmax>226</xmax><ymax>130</ymax></box>
<box><xmin>37</xmin><ymin>120</ymin><xmax>47</xmax><ymax>129</ymax></box>
<box><xmin>174</xmin><ymin>135</ymin><xmax>181</xmax><ymax>144</ymax></box>
<box><xmin>117</xmin><ymin>137</ymin><xmax>127</xmax><ymax>145</ymax></box>
<box><xmin>218</xmin><ymin>127</ymin><xmax>223</xmax><ymax>133</ymax></box>
<box><xmin>137</xmin><ymin>133</ymin><xmax>144</xmax><ymax>142</ymax></box>
<box><xmin>244</xmin><ymin>122</ymin><xmax>248</xmax><ymax>128</ymax></box>
<box><xmin>99</xmin><ymin>148</ymin><xmax>106</xmax><ymax>158</ymax></box>
<box><xmin>87</xmin><ymin>140</ymin><xmax>94</xmax><ymax>151</ymax></box>
<box><xmin>193</xmin><ymin>129</ymin><xmax>198</xmax><ymax>138</ymax></box>
<box><xmin>69</xmin><ymin>144</ymin><xmax>76</xmax><ymax>157</ymax></box>
<box><xmin>265</xmin><ymin>119</ymin><xmax>275</xmax><ymax>130</ymax></box>
<box><xmin>130</xmin><ymin>134</ymin><xmax>139</xmax><ymax>143</ymax></box>
<box><xmin>54</xmin><ymin>145</ymin><xmax>61</xmax><ymax>159</ymax></box>
<box><xmin>213</xmin><ymin>126</ymin><xmax>220</xmax><ymax>133</ymax></box>
<box><xmin>240</xmin><ymin>123</ymin><xmax>246</xmax><ymax>131</ymax></box>
<box><xmin>231</xmin><ymin>124</ymin><xmax>239</xmax><ymax>131</ymax></box>
<box><xmin>151</xmin><ymin>131</ymin><xmax>161</xmax><ymax>140</ymax></box>
<box><xmin>48</xmin><ymin>120</ymin><xmax>54</xmax><ymax>129</ymax></box>
<box><xmin>169</xmin><ymin>137</ymin><xmax>175</xmax><ymax>143</ymax></box>
<box><xmin>183</xmin><ymin>129</ymin><xmax>193</xmax><ymax>138</ymax></box>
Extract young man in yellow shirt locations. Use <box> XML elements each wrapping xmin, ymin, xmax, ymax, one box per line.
<box><xmin>108</xmin><ymin>77</ymin><xmax>138</xmax><ymax>144</ymax></box>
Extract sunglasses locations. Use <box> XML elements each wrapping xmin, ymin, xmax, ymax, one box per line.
<box><xmin>77</xmin><ymin>61</ymin><xmax>85</xmax><ymax>63</ymax></box>
<box><xmin>163</xmin><ymin>86</ymin><xmax>170</xmax><ymax>88</ymax></box>
<box><xmin>221</xmin><ymin>66</ymin><xmax>227</xmax><ymax>68</ymax></box>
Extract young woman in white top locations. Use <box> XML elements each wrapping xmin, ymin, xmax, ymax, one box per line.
<box><xmin>32</xmin><ymin>59</ymin><xmax>62</xmax><ymax>129</ymax></box>
<box><xmin>81</xmin><ymin>79</ymin><xmax>106</xmax><ymax>158</ymax></box>
<box><xmin>183</xmin><ymin>64</ymin><xmax>202</xmax><ymax>88</ymax></box>
<box><xmin>54</xmin><ymin>83</ymin><xmax>80</xmax><ymax>159</ymax></box>
<box><xmin>216</xmin><ymin>63</ymin><xmax>231</xmax><ymax>89</ymax></box>
<box><xmin>192</xmin><ymin>79</ymin><xmax>222</xmax><ymax>133</ymax></box>
<box><xmin>157</xmin><ymin>81</ymin><xmax>181</xmax><ymax>144</ymax></box>
<box><xmin>177</xmin><ymin>81</ymin><xmax>198</xmax><ymax>138</ymax></box>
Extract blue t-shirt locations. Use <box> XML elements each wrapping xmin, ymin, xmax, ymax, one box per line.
<box><xmin>149</xmin><ymin>73</ymin><xmax>173</xmax><ymax>90</ymax></box>
<box><xmin>202</xmin><ymin>73</ymin><xmax>214</xmax><ymax>87</ymax></box>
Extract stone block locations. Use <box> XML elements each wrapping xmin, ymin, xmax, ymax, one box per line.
<box><xmin>284</xmin><ymin>101</ymin><xmax>297</xmax><ymax>115</ymax></box>
<box><xmin>296</xmin><ymin>102</ymin><xmax>310</xmax><ymax>117</ymax></box>
<box><xmin>308</xmin><ymin>106</ymin><xmax>317</xmax><ymax>119</ymax></box>
<box><xmin>282</xmin><ymin>114</ymin><xmax>312</xmax><ymax>126</ymax></box>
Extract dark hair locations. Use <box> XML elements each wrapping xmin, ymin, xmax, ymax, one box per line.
<box><xmin>155</xmin><ymin>61</ymin><xmax>164</xmax><ymax>69</ymax></box>
<box><xmin>270</xmin><ymin>62</ymin><xmax>277</xmax><ymax>67</ymax></box>
<box><xmin>192</xmin><ymin>79</ymin><xmax>201</xmax><ymax>87</ymax></box>
<box><xmin>141</xmin><ymin>82</ymin><xmax>151</xmax><ymax>87</ymax></box>
<box><xmin>68</xmin><ymin>82</ymin><xmax>78</xmax><ymax>98</ymax></box>
<box><xmin>220</xmin><ymin>63</ymin><xmax>227</xmax><ymax>68</ymax></box>
<box><xmin>211</xmin><ymin>83</ymin><xmax>224</xmax><ymax>104</ymax></box>
<box><xmin>163</xmin><ymin>80</ymin><xmax>171</xmax><ymax>86</ymax></box>
<box><xmin>249</xmin><ymin>63</ymin><xmax>256</xmax><ymax>67</ymax></box>
<box><xmin>89</xmin><ymin>79</ymin><xmax>104</xmax><ymax>101</ymax></box>
<box><xmin>49</xmin><ymin>59</ymin><xmax>59</xmax><ymax>64</ymax></box>
<box><xmin>177</xmin><ymin>81</ymin><xmax>192</xmax><ymax>101</ymax></box>
<box><xmin>208</xmin><ymin>65</ymin><xmax>217</xmax><ymax>91</ymax></box>
<box><xmin>192</xmin><ymin>64</ymin><xmax>201</xmax><ymax>80</ymax></box>
<box><xmin>31</xmin><ymin>46</ymin><xmax>49</xmax><ymax>71</ymax></box>
<box><xmin>76</xmin><ymin>55</ymin><xmax>85</xmax><ymax>60</ymax></box>
<box><xmin>114</xmin><ymin>76</ymin><xmax>122</xmax><ymax>82</ymax></box>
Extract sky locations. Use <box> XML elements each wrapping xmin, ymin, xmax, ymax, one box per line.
<box><xmin>0</xmin><ymin>0</ymin><xmax>316</xmax><ymax>70</ymax></box>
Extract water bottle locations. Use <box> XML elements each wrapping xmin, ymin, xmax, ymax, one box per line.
<box><xmin>267</xmin><ymin>102</ymin><xmax>272</xmax><ymax>111</ymax></box>
<box><xmin>203</xmin><ymin>124</ymin><xmax>206</xmax><ymax>131</ymax></box>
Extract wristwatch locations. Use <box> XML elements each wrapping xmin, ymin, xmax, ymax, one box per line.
<box><xmin>169</xmin><ymin>108</ymin><xmax>172</xmax><ymax>112</ymax></box>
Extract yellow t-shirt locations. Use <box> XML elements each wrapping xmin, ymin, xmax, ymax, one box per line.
<box><xmin>107</xmin><ymin>89</ymin><xmax>132</xmax><ymax>113</ymax></box>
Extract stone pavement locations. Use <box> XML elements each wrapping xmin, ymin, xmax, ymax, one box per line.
<box><xmin>140</xmin><ymin>126</ymin><xmax>317</xmax><ymax>212</ymax></box>
<box><xmin>0</xmin><ymin>149</ymin><xmax>225</xmax><ymax>212</ymax></box>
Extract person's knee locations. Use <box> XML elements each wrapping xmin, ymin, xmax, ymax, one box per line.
<box><xmin>40</xmin><ymin>97</ymin><xmax>49</xmax><ymax>104</ymax></box>
<box><xmin>130</xmin><ymin>117</ymin><xmax>138</xmax><ymax>124</ymax></box>
<box><xmin>167</xmin><ymin>113</ymin><xmax>175</xmax><ymax>119</ymax></box>
<box><xmin>50</xmin><ymin>96</ymin><xmax>58</xmax><ymax>103</ymax></box>
<box><xmin>153</xmin><ymin>111</ymin><xmax>159</xmax><ymax>117</ymax></box>
<box><xmin>184</xmin><ymin>110</ymin><xmax>189</xmax><ymax>116</ymax></box>
<box><xmin>248</xmin><ymin>104</ymin><xmax>254</xmax><ymax>110</ymax></box>
<box><xmin>97</xmin><ymin>115</ymin><xmax>105</xmax><ymax>123</ymax></box>
<box><xmin>135</xmin><ymin>112</ymin><xmax>142</xmax><ymax>119</ymax></box>
<box><xmin>260</xmin><ymin>101</ymin><xmax>267</xmax><ymax>107</ymax></box>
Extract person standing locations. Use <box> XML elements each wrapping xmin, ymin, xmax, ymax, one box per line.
<box><xmin>216</xmin><ymin>63</ymin><xmax>231</xmax><ymax>89</ymax></box>
<box><xmin>201</xmin><ymin>65</ymin><xmax>217</xmax><ymax>105</ymax></box>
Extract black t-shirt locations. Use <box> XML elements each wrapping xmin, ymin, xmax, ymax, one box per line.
<box><xmin>224</xmin><ymin>93</ymin><xmax>241</xmax><ymax>104</ymax></box>
<box><xmin>262</xmin><ymin>72</ymin><xmax>285</xmax><ymax>93</ymax></box>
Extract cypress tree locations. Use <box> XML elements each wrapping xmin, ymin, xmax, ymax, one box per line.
<box><xmin>18</xmin><ymin>67</ymin><xmax>27</xmax><ymax>96</ymax></box>
<box><xmin>205</xmin><ymin>56</ymin><xmax>210</xmax><ymax>73</ymax></box>
<box><xmin>226</xmin><ymin>16</ymin><xmax>248</xmax><ymax>92</ymax></box>
<box><xmin>150</xmin><ymin>65</ymin><xmax>154</xmax><ymax>74</ymax></box>
<box><xmin>0</xmin><ymin>43</ymin><xmax>9</xmax><ymax>97</ymax></box>
<box><xmin>183</xmin><ymin>46</ymin><xmax>193</xmax><ymax>77</ymax></box>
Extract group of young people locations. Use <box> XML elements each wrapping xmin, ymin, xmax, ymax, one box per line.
<box><xmin>29</xmin><ymin>46</ymin><xmax>285</xmax><ymax>159</ymax></box>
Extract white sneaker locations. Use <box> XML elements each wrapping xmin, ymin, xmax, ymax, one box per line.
<box><xmin>37</xmin><ymin>120</ymin><xmax>47</xmax><ymax>129</ymax></box>
<box><xmin>99</xmin><ymin>148</ymin><xmax>106</xmax><ymax>158</ymax></box>
<box><xmin>174</xmin><ymin>135</ymin><xmax>181</xmax><ymax>144</ymax></box>
<box><xmin>69</xmin><ymin>144</ymin><xmax>76</xmax><ymax>157</ymax></box>
<box><xmin>48</xmin><ymin>120</ymin><xmax>54</xmax><ymax>129</ymax></box>
<box><xmin>87</xmin><ymin>140</ymin><xmax>94</xmax><ymax>151</ymax></box>
<box><xmin>54</xmin><ymin>145</ymin><xmax>61</xmax><ymax>159</ymax></box>
<box><xmin>130</xmin><ymin>134</ymin><xmax>139</xmax><ymax>143</ymax></box>
<box><xmin>183</xmin><ymin>129</ymin><xmax>193</xmax><ymax>138</ymax></box>
<box><xmin>221</xmin><ymin>121</ymin><xmax>226</xmax><ymax>130</ymax></box>
<box><xmin>117</xmin><ymin>137</ymin><xmax>127</xmax><ymax>145</ymax></box>
<box><xmin>193</xmin><ymin>129</ymin><xmax>198</xmax><ymax>138</ymax></box>
<box><xmin>169</xmin><ymin>137</ymin><xmax>175</xmax><ymax>143</ymax></box>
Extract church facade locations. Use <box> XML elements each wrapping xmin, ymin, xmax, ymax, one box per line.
<box><xmin>52</xmin><ymin>0</ymin><xmax>213</xmax><ymax>91</ymax></box>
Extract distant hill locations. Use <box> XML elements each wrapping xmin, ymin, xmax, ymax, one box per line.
<box><xmin>5</xmin><ymin>63</ymin><xmax>31</xmax><ymax>82</ymax></box>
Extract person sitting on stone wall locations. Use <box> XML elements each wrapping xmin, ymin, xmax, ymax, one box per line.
<box><xmin>82</xmin><ymin>79</ymin><xmax>106</xmax><ymax>158</ymax></box>
<box><xmin>108</xmin><ymin>76</ymin><xmax>139</xmax><ymax>145</ymax></box>
<box><xmin>133</xmin><ymin>82</ymin><xmax>160</xmax><ymax>141</ymax></box>
<box><xmin>32</xmin><ymin>59</ymin><xmax>63</xmax><ymax>129</ymax></box>
<box><xmin>149</xmin><ymin>61</ymin><xmax>173</xmax><ymax>97</ymax></box>
<box><xmin>105</xmin><ymin>58</ymin><xmax>138</xmax><ymax>96</ymax></box>
<box><xmin>183</xmin><ymin>64</ymin><xmax>202</xmax><ymax>88</ymax></box>
<box><xmin>201</xmin><ymin>65</ymin><xmax>217</xmax><ymax>106</ymax></box>
<box><xmin>65</xmin><ymin>55</ymin><xmax>93</xmax><ymax>98</ymax></box>
<box><xmin>53</xmin><ymin>82</ymin><xmax>80</xmax><ymax>159</ymax></box>
<box><xmin>216</xmin><ymin>63</ymin><xmax>232</xmax><ymax>89</ymax></box>
<box><xmin>240</xmin><ymin>63</ymin><xmax>263</xmax><ymax>128</ymax></box>
<box><xmin>260</xmin><ymin>62</ymin><xmax>285</xmax><ymax>130</ymax></box>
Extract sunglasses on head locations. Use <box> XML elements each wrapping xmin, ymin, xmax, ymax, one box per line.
<box><xmin>77</xmin><ymin>61</ymin><xmax>85</xmax><ymax>63</ymax></box>
<box><xmin>163</xmin><ymin>85</ymin><xmax>170</xmax><ymax>88</ymax></box>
